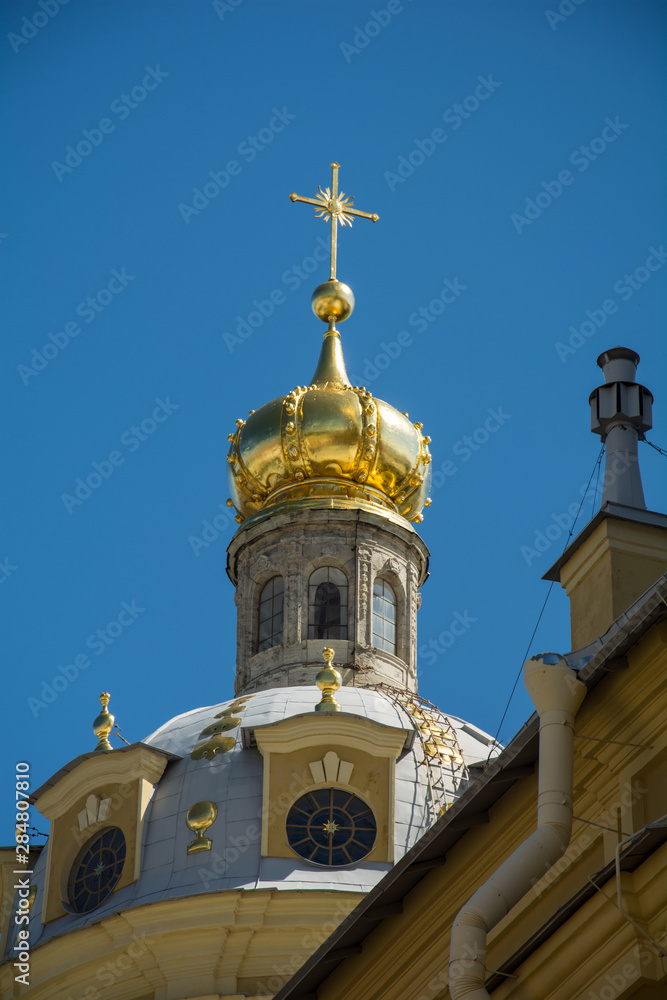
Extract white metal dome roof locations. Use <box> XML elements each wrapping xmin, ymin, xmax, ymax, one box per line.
<box><xmin>10</xmin><ymin>687</ymin><xmax>498</xmax><ymax>956</ymax></box>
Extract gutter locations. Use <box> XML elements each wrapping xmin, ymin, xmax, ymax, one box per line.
<box><xmin>274</xmin><ymin>576</ymin><xmax>666</xmax><ymax>1000</ymax></box>
<box><xmin>449</xmin><ymin>653</ymin><xmax>587</xmax><ymax>1000</ymax></box>
<box><xmin>484</xmin><ymin>819</ymin><xmax>667</xmax><ymax>991</ymax></box>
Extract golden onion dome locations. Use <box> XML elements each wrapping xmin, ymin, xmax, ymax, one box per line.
<box><xmin>226</xmin><ymin>327</ymin><xmax>432</xmax><ymax>528</ymax></box>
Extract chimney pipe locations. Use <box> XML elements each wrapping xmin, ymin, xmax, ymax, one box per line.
<box><xmin>590</xmin><ymin>346</ymin><xmax>653</xmax><ymax>509</ymax></box>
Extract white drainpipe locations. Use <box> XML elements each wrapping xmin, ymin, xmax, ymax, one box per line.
<box><xmin>449</xmin><ymin>653</ymin><xmax>587</xmax><ymax>999</ymax></box>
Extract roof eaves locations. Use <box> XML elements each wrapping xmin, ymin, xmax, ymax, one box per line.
<box><xmin>29</xmin><ymin>742</ymin><xmax>181</xmax><ymax>805</ymax></box>
<box><xmin>274</xmin><ymin>573</ymin><xmax>667</xmax><ymax>1000</ymax></box>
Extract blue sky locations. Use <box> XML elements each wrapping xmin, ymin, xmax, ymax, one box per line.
<box><xmin>2</xmin><ymin>0</ymin><xmax>665</xmax><ymax>844</ymax></box>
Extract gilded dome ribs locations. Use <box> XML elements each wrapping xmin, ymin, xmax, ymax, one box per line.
<box><xmin>227</xmin><ymin>370</ymin><xmax>431</xmax><ymax>528</ymax></box>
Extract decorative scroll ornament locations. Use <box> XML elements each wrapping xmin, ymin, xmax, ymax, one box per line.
<box><xmin>190</xmin><ymin>696</ymin><xmax>253</xmax><ymax>761</ymax></box>
<box><xmin>357</xmin><ymin>546</ymin><xmax>373</xmax><ymax>622</ymax></box>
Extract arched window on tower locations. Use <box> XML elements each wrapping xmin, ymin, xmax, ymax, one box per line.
<box><xmin>308</xmin><ymin>567</ymin><xmax>348</xmax><ymax>640</ymax></box>
<box><xmin>257</xmin><ymin>576</ymin><xmax>284</xmax><ymax>652</ymax></box>
<box><xmin>372</xmin><ymin>578</ymin><xmax>396</xmax><ymax>654</ymax></box>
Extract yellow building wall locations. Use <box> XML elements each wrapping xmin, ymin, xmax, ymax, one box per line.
<box><xmin>559</xmin><ymin>519</ymin><xmax>667</xmax><ymax>649</ymax></box>
<box><xmin>316</xmin><ymin>623</ymin><xmax>667</xmax><ymax>1000</ymax></box>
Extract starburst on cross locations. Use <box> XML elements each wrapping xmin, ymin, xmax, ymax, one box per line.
<box><xmin>322</xmin><ymin>820</ymin><xmax>339</xmax><ymax>835</ymax></box>
<box><xmin>290</xmin><ymin>162</ymin><xmax>379</xmax><ymax>280</ymax></box>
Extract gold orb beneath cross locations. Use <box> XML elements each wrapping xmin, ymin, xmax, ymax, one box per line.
<box><xmin>311</xmin><ymin>280</ymin><xmax>355</xmax><ymax>323</ymax></box>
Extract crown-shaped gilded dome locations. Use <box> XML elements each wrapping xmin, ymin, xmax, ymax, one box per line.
<box><xmin>226</xmin><ymin>161</ymin><xmax>433</xmax><ymax>529</ymax></box>
<box><xmin>226</xmin><ymin>327</ymin><xmax>432</xmax><ymax>527</ymax></box>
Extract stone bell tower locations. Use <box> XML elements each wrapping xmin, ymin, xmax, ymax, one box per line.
<box><xmin>224</xmin><ymin>163</ymin><xmax>432</xmax><ymax>696</ymax></box>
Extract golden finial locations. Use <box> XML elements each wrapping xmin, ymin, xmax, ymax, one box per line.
<box><xmin>290</xmin><ymin>162</ymin><xmax>379</xmax><ymax>327</ymax></box>
<box><xmin>93</xmin><ymin>692</ymin><xmax>115</xmax><ymax>752</ymax></box>
<box><xmin>185</xmin><ymin>801</ymin><xmax>218</xmax><ymax>854</ymax></box>
<box><xmin>315</xmin><ymin>647</ymin><xmax>342</xmax><ymax>713</ymax></box>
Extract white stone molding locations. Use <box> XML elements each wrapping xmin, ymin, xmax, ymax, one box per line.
<box><xmin>77</xmin><ymin>794</ymin><xmax>113</xmax><ymax>833</ymax></box>
<box><xmin>308</xmin><ymin>751</ymin><xmax>354</xmax><ymax>784</ymax></box>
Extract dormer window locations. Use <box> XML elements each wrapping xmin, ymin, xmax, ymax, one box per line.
<box><xmin>258</xmin><ymin>577</ymin><xmax>284</xmax><ymax>652</ymax></box>
<box><xmin>308</xmin><ymin>567</ymin><xmax>348</xmax><ymax>640</ymax></box>
<box><xmin>372</xmin><ymin>578</ymin><xmax>396</xmax><ymax>654</ymax></box>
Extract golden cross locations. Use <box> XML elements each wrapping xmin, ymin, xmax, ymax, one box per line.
<box><xmin>289</xmin><ymin>162</ymin><xmax>379</xmax><ymax>280</ymax></box>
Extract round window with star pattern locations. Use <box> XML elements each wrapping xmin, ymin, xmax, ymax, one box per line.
<box><xmin>286</xmin><ymin>788</ymin><xmax>377</xmax><ymax>866</ymax></box>
<box><xmin>67</xmin><ymin>826</ymin><xmax>126</xmax><ymax>913</ymax></box>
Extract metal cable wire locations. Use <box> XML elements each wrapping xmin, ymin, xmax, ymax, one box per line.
<box><xmin>593</xmin><ymin>443</ymin><xmax>605</xmax><ymax>510</ymax></box>
<box><xmin>642</xmin><ymin>437</ymin><xmax>667</xmax><ymax>458</ymax></box>
<box><xmin>487</xmin><ymin>445</ymin><xmax>605</xmax><ymax>759</ymax></box>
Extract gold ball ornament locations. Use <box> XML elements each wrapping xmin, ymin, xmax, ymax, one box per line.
<box><xmin>315</xmin><ymin>647</ymin><xmax>343</xmax><ymax>713</ymax></box>
<box><xmin>311</xmin><ymin>280</ymin><xmax>355</xmax><ymax>323</ymax></box>
<box><xmin>93</xmin><ymin>692</ymin><xmax>115</xmax><ymax>752</ymax></box>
